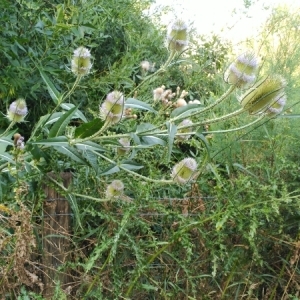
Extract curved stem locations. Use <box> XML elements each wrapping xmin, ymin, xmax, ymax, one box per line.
<box><xmin>171</xmin><ymin>85</ymin><xmax>236</xmax><ymax>122</ymax></box>
<box><xmin>127</xmin><ymin>51</ymin><xmax>176</xmax><ymax>98</ymax></box>
<box><xmin>63</xmin><ymin>75</ymin><xmax>82</xmax><ymax>101</ymax></box>
<box><xmin>204</xmin><ymin>114</ymin><xmax>266</xmax><ymax>134</ymax></box>
<box><xmin>0</xmin><ymin>121</ymin><xmax>16</xmax><ymax>137</ymax></box>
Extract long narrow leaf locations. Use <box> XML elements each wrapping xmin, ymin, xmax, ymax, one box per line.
<box><xmin>48</xmin><ymin>106</ymin><xmax>78</xmax><ymax>138</ymax></box>
<box><xmin>125</xmin><ymin>98</ymin><xmax>157</xmax><ymax>114</ymax></box>
<box><xmin>39</xmin><ymin>70</ymin><xmax>61</xmax><ymax>104</ymax></box>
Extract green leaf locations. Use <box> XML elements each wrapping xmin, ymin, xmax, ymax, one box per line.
<box><xmin>44</xmin><ymin>112</ymin><xmax>64</xmax><ymax>126</ymax></box>
<box><xmin>120</xmin><ymin>160</ymin><xmax>144</xmax><ymax>171</ymax></box>
<box><xmin>125</xmin><ymin>98</ymin><xmax>157</xmax><ymax>114</ymax></box>
<box><xmin>54</xmin><ymin>146</ymin><xmax>89</xmax><ymax>164</ymax></box>
<box><xmin>0</xmin><ymin>137</ymin><xmax>13</xmax><ymax>147</ymax></box>
<box><xmin>48</xmin><ymin>106</ymin><xmax>78</xmax><ymax>138</ymax></box>
<box><xmin>233</xmin><ymin>163</ymin><xmax>258</xmax><ymax>178</ymax></box>
<box><xmin>75</xmin><ymin>118</ymin><xmax>105</xmax><ymax>139</ymax></box>
<box><xmin>141</xmin><ymin>136</ymin><xmax>166</xmax><ymax>146</ymax></box>
<box><xmin>166</xmin><ymin>122</ymin><xmax>177</xmax><ymax>162</ymax></box>
<box><xmin>39</xmin><ymin>70</ymin><xmax>61</xmax><ymax>104</ymax></box>
<box><xmin>32</xmin><ymin>136</ymin><xmax>69</xmax><ymax>147</ymax></box>
<box><xmin>0</xmin><ymin>153</ymin><xmax>15</xmax><ymax>164</ymax></box>
<box><xmin>170</xmin><ymin>103</ymin><xmax>202</xmax><ymax>119</ymax></box>
<box><xmin>100</xmin><ymin>164</ymin><xmax>120</xmax><ymax>175</ymax></box>
<box><xmin>136</xmin><ymin>123</ymin><xmax>157</xmax><ymax>134</ymax></box>
<box><xmin>75</xmin><ymin>141</ymin><xmax>105</xmax><ymax>152</ymax></box>
<box><xmin>60</xmin><ymin>103</ymin><xmax>87</xmax><ymax>122</ymax></box>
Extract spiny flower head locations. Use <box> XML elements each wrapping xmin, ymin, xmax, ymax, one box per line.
<box><xmin>225</xmin><ymin>52</ymin><xmax>258</xmax><ymax>88</ymax></box>
<box><xmin>177</xmin><ymin>119</ymin><xmax>193</xmax><ymax>141</ymax></box>
<box><xmin>7</xmin><ymin>98</ymin><xmax>28</xmax><ymax>122</ymax></box>
<box><xmin>167</xmin><ymin>19</ymin><xmax>188</xmax><ymax>52</ymax></box>
<box><xmin>71</xmin><ymin>46</ymin><xmax>92</xmax><ymax>76</ymax></box>
<box><xmin>171</xmin><ymin>157</ymin><xmax>198</xmax><ymax>184</ymax></box>
<box><xmin>100</xmin><ymin>91</ymin><xmax>125</xmax><ymax>124</ymax></box>
<box><xmin>240</xmin><ymin>75</ymin><xmax>286</xmax><ymax>114</ymax></box>
<box><xmin>105</xmin><ymin>180</ymin><xmax>124</xmax><ymax>200</ymax></box>
<box><xmin>266</xmin><ymin>93</ymin><xmax>287</xmax><ymax>116</ymax></box>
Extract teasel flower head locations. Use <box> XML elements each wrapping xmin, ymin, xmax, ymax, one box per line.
<box><xmin>105</xmin><ymin>180</ymin><xmax>124</xmax><ymax>200</ymax></box>
<box><xmin>266</xmin><ymin>93</ymin><xmax>287</xmax><ymax>116</ymax></box>
<box><xmin>100</xmin><ymin>91</ymin><xmax>125</xmax><ymax>125</ymax></box>
<box><xmin>7</xmin><ymin>98</ymin><xmax>28</xmax><ymax>122</ymax></box>
<box><xmin>171</xmin><ymin>157</ymin><xmax>198</xmax><ymax>184</ymax></box>
<box><xmin>225</xmin><ymin>52</ymin><xmax>258</xmax><ymax>88</ymax></box>
<box><xmin>117</xmin><ymin>137</ymin><xmax>131</xmax><ymax>155</ymax></box>
<box><xmin>167</xmin><ymin>19</ymin><xmax>188</xmax><ymax>52</ymax></box>
<box><xmin>71</xmin><ymin>46</ymin><xmax>92</xmax><ymax>76</ymax></box>
<box><xmin>177</xmin><ymin>119</ymin><xmax>193</xmax><ymax>141</ymax></box>
<box><xmin>240</xmin><ymin>75</ymin><xmax>287</xmax><ymax>115</ymax></box>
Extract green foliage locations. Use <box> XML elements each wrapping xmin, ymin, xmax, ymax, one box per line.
<box><xmin>1</xmin><ymin>1</ymin><xmax>300</xmax><ymax>299</ymax></box>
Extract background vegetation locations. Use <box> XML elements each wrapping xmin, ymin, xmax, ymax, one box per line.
<box><xmin>1</xmin><ymin>0</ymin><xmax>300</xmax><ymax>299</ymax></box>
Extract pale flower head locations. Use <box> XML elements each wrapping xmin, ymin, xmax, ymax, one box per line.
<box><xmin>171</xmin><ymin>157</ymin><xmax>198</xmax><ymax>184</ymax></box>
<box><xmin>225</xmin><ymin>52</ymin><xmax>258</xmax><ymax>88</ymax></box>
<box><xmin>100</xmin><ymin>91</ymin><xmax>125</xmax><ymax>124</ymax></box>
<box><xmin>141</xmin><ymin>60</ymin><xmax>151</xmax><ymax>72</ymax></box>
<box><xmin>7</xmin><ymin>98</ymin><xmax>28</xmax><ymax>122</ymax></box>
<box><xmin>266</xmin><ymin>93</ymin><xmax>287</xmax><ymax>116</ymax></box>
<box><xmin>71</xmin><ymin>46</ymin><xmax>92</xmax><ymax>76</ymax></box>
<box><xmin>167</xmin><ymin>19</ymin><xmax>189</xmax><ymax>52</ymax></box>
<box><xmin>105</xmin><ymin>180</ymin><xmax>124</xmax><ymax>200</ymax></box>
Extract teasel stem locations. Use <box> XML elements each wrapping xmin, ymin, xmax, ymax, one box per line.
<box><xmin>171</xmin><ymin>85</ymin><xmax>236</xmax><ymax>122</ymax></box>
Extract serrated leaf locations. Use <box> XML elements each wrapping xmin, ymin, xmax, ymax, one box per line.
<box><xmin>32</xmin><ymin>136</ymin><xmax>69</xmax><ymax>147</ymax></box>
<box><xmin>100</xmin><ymin>164</ymin><xmax>120</xmax><ymax>175</ymax></box>
<box><xmin>39</xmin><ymin>70</ymin><xmax>61</xmax><ymax>104</ymax></box>
<box><xmin>48</xmin><ymin>106</ymin><xmax>78</xmax><ymax>138</ymax></box>
<box><xmin>75</xmin><ymin>118</ymin><xmax>104</xmax><ymax>139</ymax></box>
<box><xmin>60</xmin><ymin>103</ymin><xmax>87</xmax><ymax>122</ymax></box>
<box><xmin>166</xmin><ymin>122</ymin><xmax>177</xmax><ymax>162</ymax></box>
<box><xmin>170</xmin><ymin>103</ymin><xmax>202</xmax><ymax>119</ymax></box>
<box><xmin>54</xmin><ymin>146</ymin><xmax>89</xmax><ymax>164</ymax></box>
<box><xmin>125</xmin><ymin>98</ymin><xmax>157</xmax><ymax>114</ymax></box>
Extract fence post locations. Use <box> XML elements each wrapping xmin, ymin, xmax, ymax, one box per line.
<box><xmin>42</xmin><ymin>172</ymin><xmax>72</xmax><ymax>298</ymax></box>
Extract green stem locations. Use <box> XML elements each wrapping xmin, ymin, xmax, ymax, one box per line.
<box><xmin>63</xmin><ymin>75</ymin><xmax>82</xmax><ymax>101</ymax></box>
<box><xmin>171</xmin><ymin>85</ymin><xmax>236</xmax><ymax>122</ymax></box>
<box><xmin>202</xmin><ymin>114</ymin><xmax>266</xmax><ymax>134</ymax></box>
<box><xmin>0</xmin><ymin>121</ymin><xmax>16</xmax><ymax>137</ymax></box>
<box><xmin>128</xmin><ymin>51</ymin><xmax>176</xmax><ymax>97</ymax></box>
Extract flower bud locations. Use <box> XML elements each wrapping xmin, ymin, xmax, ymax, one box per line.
<box><xmin>117</xmin><ymin>138</ymin><xmax>131</xmax><ymax>155</ymax></box>
<box><xmin>176</xmin><ymin>98</ymin><xmax>187</xmax><ymax>107</ymax></box>
<box><xmin>105</xmin><ymin>180</ymin><xmax>124</xmax><ymax>200</ymax></box>
<box><xmin>240</xmin><ymin>75</ymin><xmax>286</xmax><ymax>114</ymax></box>
<box><xmin>100</xmin><ymin>91</ymin><xmax>125</xmax><ymax>124</ymax></box>
<box><xmin>167</xmin><ymin>19</ymin><xmax>188</xmax><ymax>52</ymax></box>
<box><xmin>71</xmin><ymin>46</ymin><xmax>92</xmax><ymax>76</ymax></box>
<box><xmin>225</xmin><ymin>52</ymin><xmax>258</xmax><ymax>88</ymax></box>
<box><xmin>171</xmin><ymin>157</ymin><xmax>197</xmax><ymax>184</ymax></box>
<box><xmin>7</xmin><ymin>98</ymin><xmax>28</xmax><ymax>122</ymax></box>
